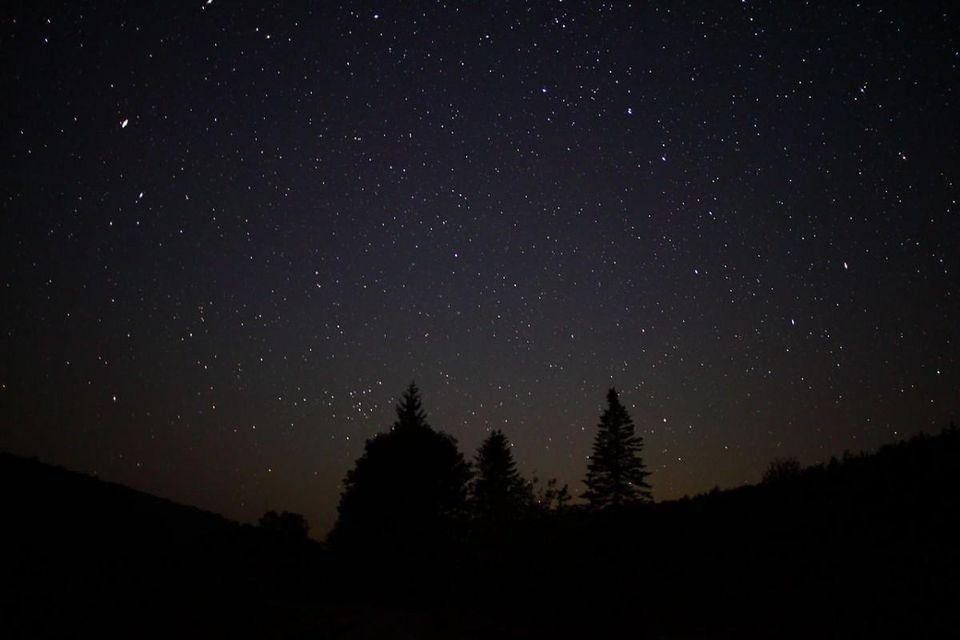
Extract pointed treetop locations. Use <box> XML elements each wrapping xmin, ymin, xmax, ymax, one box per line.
<box><xmin>393</xmin><ymin>381</ymin><xmax>429</xmax><ymax>430</ymax></box>
<box><xmin>606</xmin><ymin>387</ymin><xmax>621</xmax><ymax>406</ymax></box>
<box><xmin>481</xmin><ymin>428</ymin><xmax>510</xmax><ymax>451</ymax></box>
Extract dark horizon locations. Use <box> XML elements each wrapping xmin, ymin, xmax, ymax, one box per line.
<box><xmin>4</xmin><ymin>424</ymin><xmax>958</xmax><ymax>639</ymax></box>
<box><xmin>2</xmin><ymin>385</ymin><xmax>956</xmax><ymax>540</ymax></box>
<box><xmin>2</xmin><ymin>1</ymin><xmax>958</xmax><ymax>537</ymax></box>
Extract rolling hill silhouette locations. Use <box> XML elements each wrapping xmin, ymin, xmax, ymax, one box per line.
<box><xmin>1</xmin><ymin>453</ymin><xmax>324</xmax><ymax>638</ymax></box>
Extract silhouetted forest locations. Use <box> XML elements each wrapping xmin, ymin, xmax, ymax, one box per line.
<box><xmin>2</xmin><ymin>387</ymin><xmax>958</xmax><ymax>638</ymax></box>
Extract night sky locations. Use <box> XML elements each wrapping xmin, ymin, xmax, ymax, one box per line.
<box><xmin>2</xmin><ymin>1</ymin><xmax>958</xmax><ymax>536</ymax></box>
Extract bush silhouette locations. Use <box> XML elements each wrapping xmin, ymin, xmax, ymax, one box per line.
<box><xmin>762</xmin><ymin>456</ymin><xmax>802</xmax><ymax>484</ymax></box>
<box><xmin>258</xmin><ymin>510</ymin><xmax>309</xmax><ymax>541</ymax></box>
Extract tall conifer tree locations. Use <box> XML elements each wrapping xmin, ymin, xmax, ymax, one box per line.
<box><xmin>471</xmin><ymin>429</ymin><xmax>530</xmax><ymax>524</ymax></box>
<box><xmin>583</xmin><ymin>388</ymin><xmax>652</xmax><ymax>508</ymax></box>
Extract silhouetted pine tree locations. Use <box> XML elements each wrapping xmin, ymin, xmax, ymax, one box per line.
<box><xmin>329</xmin><ymin>383</ymin><xmax>472</xmax><ymax>552</ymax></box>
<box><xmin>393</xmin><ymin>379</ymin><xmax>428</xmax><ymax>430</ymax></box>
<box><xmin>583</xmin><ymin>388</ymin><xmax>651</xmax><ymax>508</ymax></box>
<box><xmin>471</xmin><ymin>429</ymin><xmax>531</xmax><ymax>524</ymax></box>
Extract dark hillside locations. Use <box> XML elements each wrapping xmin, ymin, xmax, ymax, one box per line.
<box><xmin>2</xmin><ymin>426</ymin><xmax>958</xmax><ymax>638</ymax></box>
<box><xmin>0</xmin><ymin>453</ymin><xmax>325</xmax><ymax>638</ymax></box>
<box><xmin>453</xmin><ymin>426</ymin><xmax>960</xmax><ymax>638</ymax></box>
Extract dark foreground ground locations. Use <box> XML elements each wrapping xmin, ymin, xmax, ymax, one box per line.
<box><xmin>3</xmin><ymin>426</ymin><xmax>959</xmax><ymax>638</ymax></box>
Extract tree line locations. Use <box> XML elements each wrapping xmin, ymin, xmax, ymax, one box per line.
<box><xmin>327</xmin><ymin>382</ymin><xmax>651</xmax><ymax>550</ymax></box>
